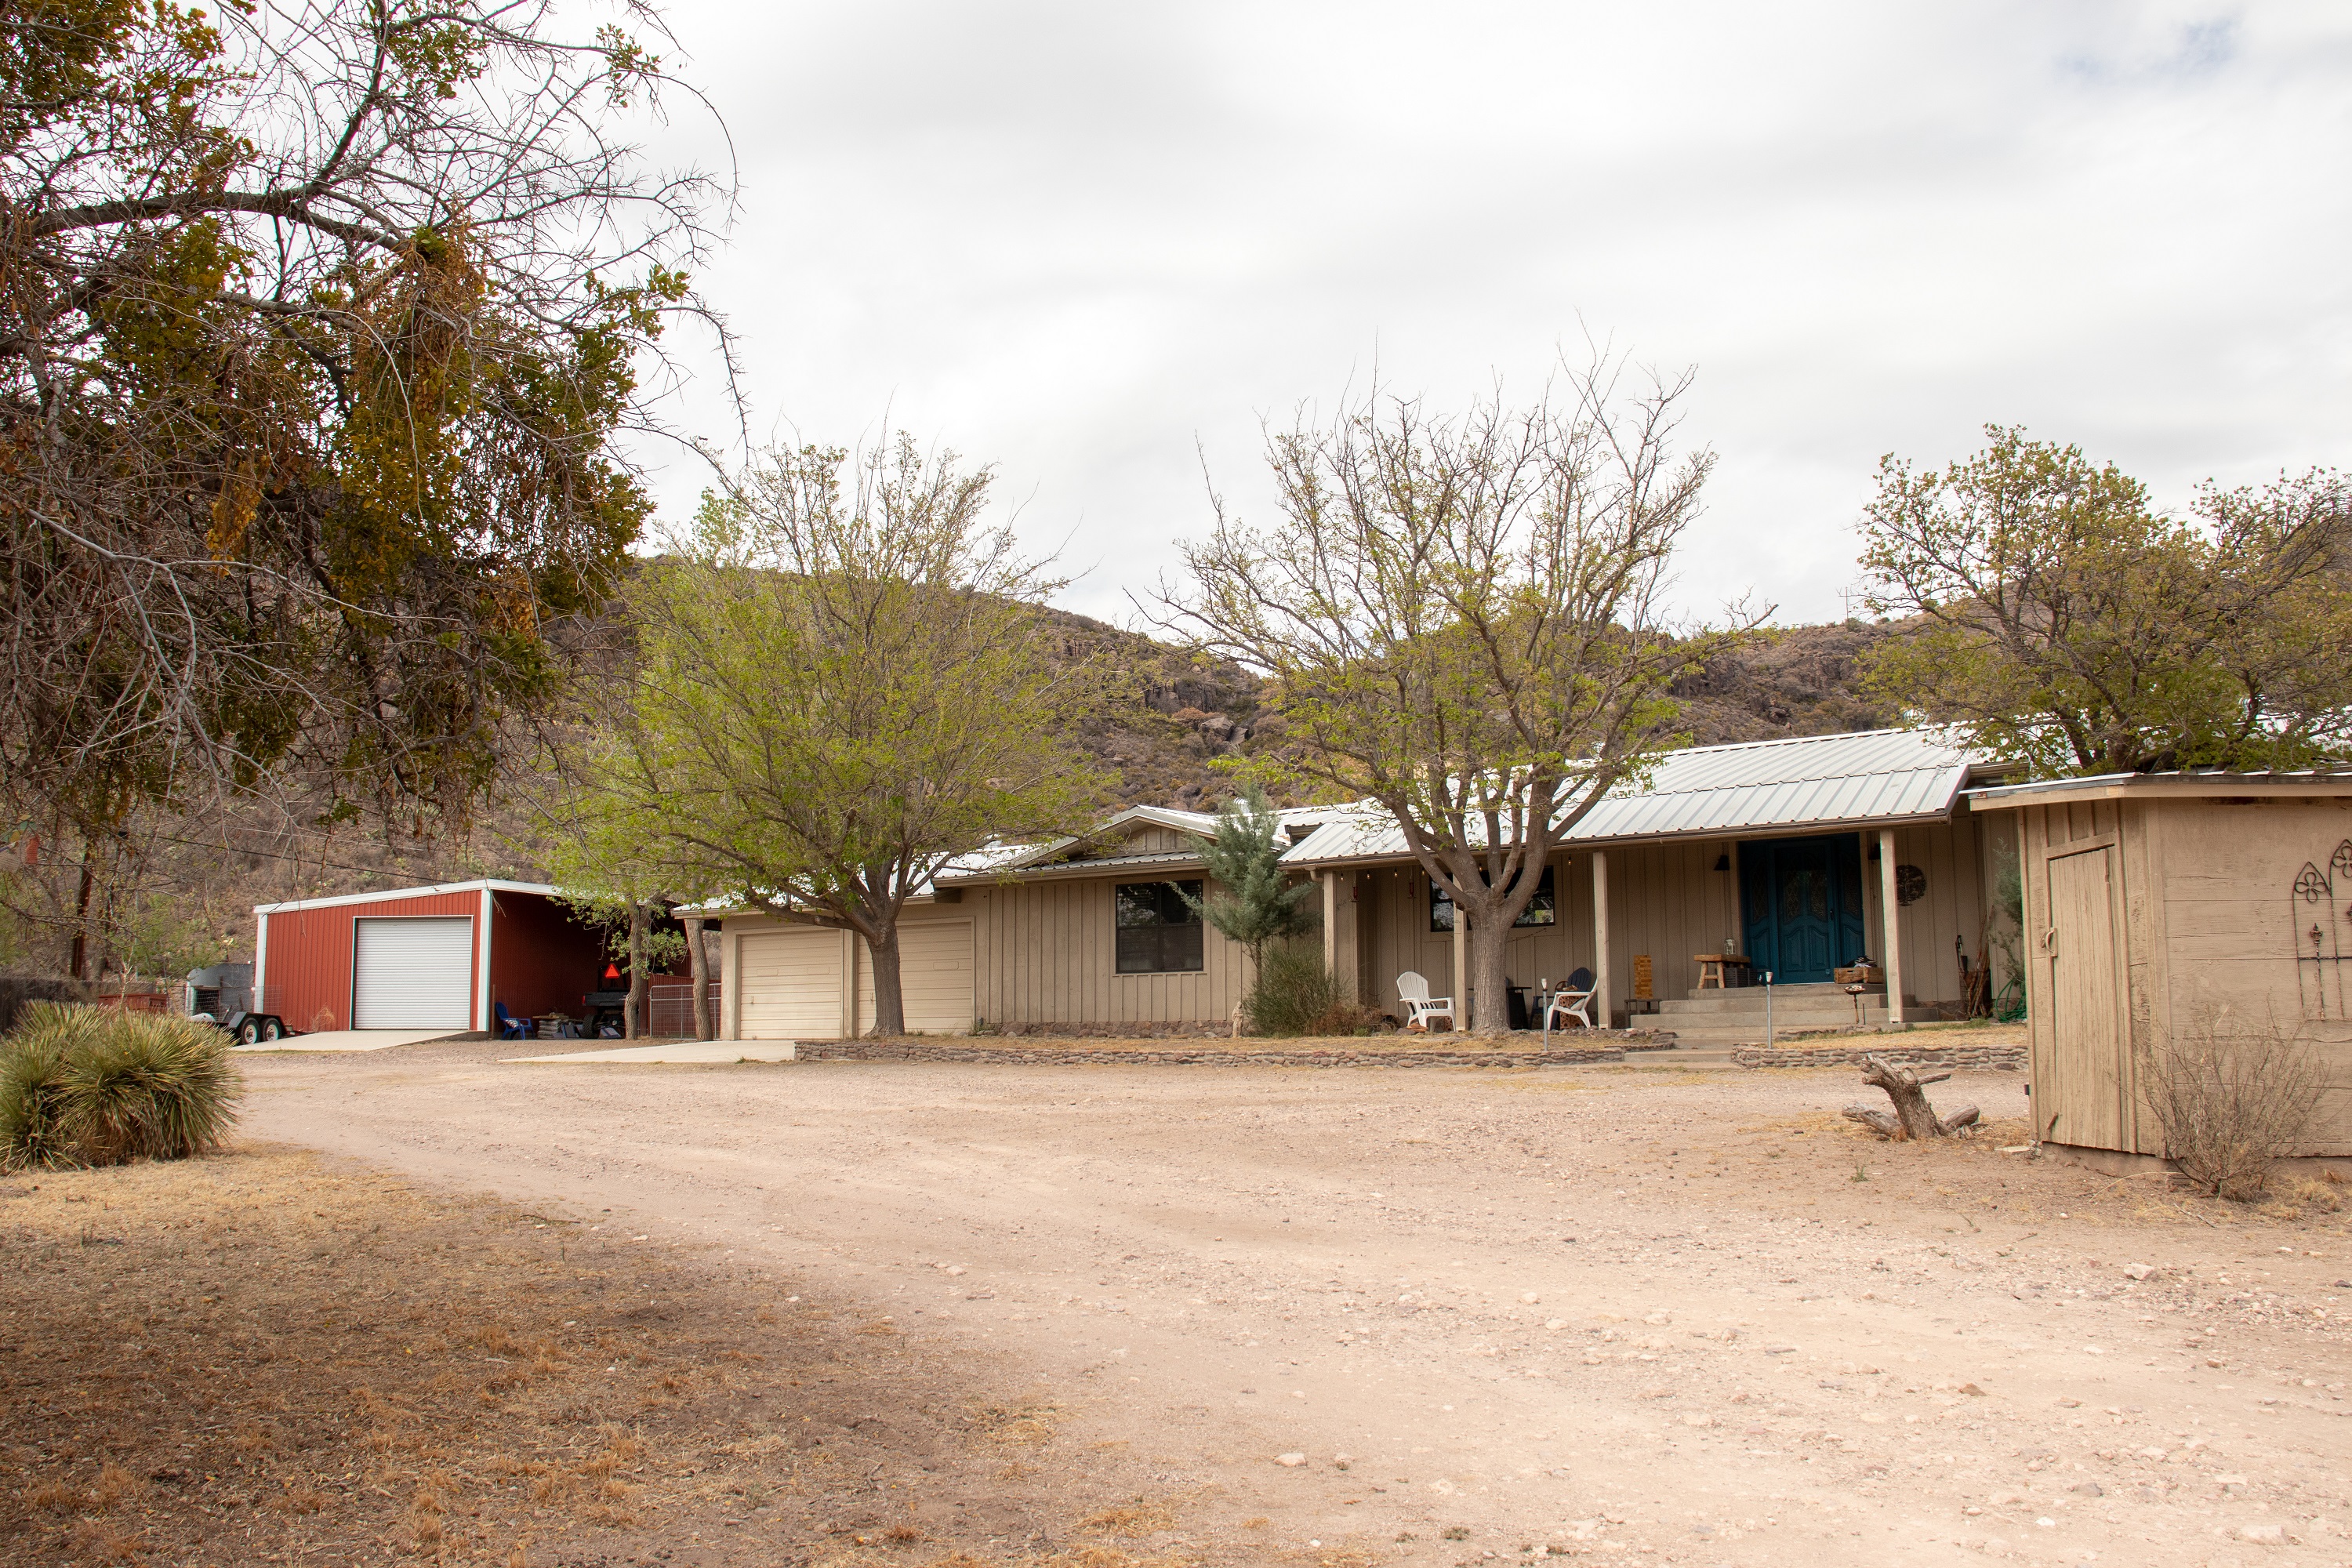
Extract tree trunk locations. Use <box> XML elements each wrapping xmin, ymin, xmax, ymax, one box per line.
<box><xmin>68</xmin><ymin>849</ymin><xmax>96</xmax><ymax>983</ymax></box>
<box><xmin>1466</xmin><ymin>902</ymin><xmax>1514</xmax><ymax>1036</ymax></box>
<box><xmin>685</xmin><ymin>916</ymin><xmax>710</xmax><ymax>1040</ymax></box>
<box><xmin>1842</xmin><ymin>1054</ymin><xmax>1980</xmax><ymax>1139</ymax></box>
<box><xmin>866</xmin><ymin>924</ymin><xmax>905</xmax><ymax>1037</ymax></box>
<box><xmin>624</xmin><ymin>901</ymin><xmax>648</xmax><ymax>1041</ymax></box>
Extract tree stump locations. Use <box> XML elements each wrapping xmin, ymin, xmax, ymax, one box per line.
<box><xmin>1842</xmin><ymin>1053</ymin><xmax>1980</xmax><ymax>1140</ymax></box>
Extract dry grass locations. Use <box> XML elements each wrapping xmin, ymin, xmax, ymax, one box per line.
<box><xmin>0</xmin><ymin>1144</ymin><xmax>1221</xmax><ymax>1564</ymax></box>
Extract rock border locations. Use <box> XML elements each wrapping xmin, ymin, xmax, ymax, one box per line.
<box><xmin>1732</xmin><ymin>1043</ymin><xmax>2027</xmax><ymax>1071</ymax></box>
<box><xmin>794</xmin><ymin>1040</ymin><xmax>1631</xmax><ymax>1068</ymax></box>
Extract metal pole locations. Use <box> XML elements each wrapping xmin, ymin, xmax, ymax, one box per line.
<box><xmin>1763</xmin><ymin>970</ymin><xmax>1775</xmax><ymax>1047</ymax></box>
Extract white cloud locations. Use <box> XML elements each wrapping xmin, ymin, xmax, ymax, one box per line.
<box><xmin>627</xmin><ymin>0</ymin><xmax>2352</xmax><ymax>626</ymax></box>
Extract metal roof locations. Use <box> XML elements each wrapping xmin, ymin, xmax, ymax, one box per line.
<box><xmin>1279</xmin><ymin>728</ymin><xmax>1985</xmax><ymax>866</ymax></box>
<box><xmin>254</xmin><ymin>878</ymin><xmax>557</xmax><ymax>916</ymax></box>
<box><xmin>1965</xmin><ymin>768</ymin><xmax>2352</xmax><ymax>808</ymax></box>
<box><xmin>938</xmin><ymin>800</ymin><xmax>1330</xmax><ymax>885</ymax></box>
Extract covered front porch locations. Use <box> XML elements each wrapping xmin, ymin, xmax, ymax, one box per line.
<box><xmin>1284</xmin><ymin>730</ymin><xmax>2014</xmax><ymax>1032</ymax></box>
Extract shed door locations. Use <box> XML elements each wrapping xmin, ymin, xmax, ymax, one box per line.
<box><xmin>2046</xmin><ymin>847</ymin><xmax>2123</xmax><ymax>1147</ymax></box>
<box><xmin>735</xmin><ymin>928</ymin><xmax>847</xmax><ymax>1039</ymax></box>
<box><xmin>858</xmin><ymin>920</ymin><xmax>975</xmax><ymax>1034</ymax></box>
<box><xmin>352</xmin><ymin>916</ymin><xmax>475</xmax><ymax>1029</ymax></box>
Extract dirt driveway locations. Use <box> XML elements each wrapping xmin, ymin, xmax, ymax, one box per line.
<box><xmin>233</xmin><ymin>1044</ymin><xmax>2352</xmax><ymax>1566</ymax></box>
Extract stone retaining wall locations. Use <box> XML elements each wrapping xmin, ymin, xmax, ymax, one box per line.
<box><xmin>1732</xmin><ymin>1044</ymin><xmax>2027</xmax><ymax>1071</ymax></box>
<box><xmin>795</xmin><ymin>1040</ymin><xmax>1628</xmax><ymax>1068</ymax></box>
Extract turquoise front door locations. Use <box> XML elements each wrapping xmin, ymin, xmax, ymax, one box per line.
<box><xmin>1739</xmin><ymin>833</ymin><xmax>1867</xmax><ymax>983</ymax></box>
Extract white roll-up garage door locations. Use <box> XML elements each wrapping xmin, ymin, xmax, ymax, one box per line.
<box><xmin>352</xmin><ymin>916</ymin><xmax>475</xmax><ymax>1029</ymax></box>
<box><xmin>857</xmin><ymin>920</ymin><xmax>975</xmax><ymax>1033</ymax></box>
<box><xmin>735</xmin><ymin>927</ymin><xmax>847</xmax><ymax>1039</ymax></box>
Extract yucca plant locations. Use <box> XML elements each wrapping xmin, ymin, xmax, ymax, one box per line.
<box><xmin>0</xmin><ymin>1035</ymin><xmax>82</xmax><ymax>1171</ymax></box>
<box><xmin>0</xmin><ymin>1004</ymin><xmax>242</xmax><ymax>1170</ymax></box>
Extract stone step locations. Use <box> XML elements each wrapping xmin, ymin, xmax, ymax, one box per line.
<box><xmin>1642</xmin><ymin>1048</ymin><xmax>1744</xmax><ymax>1070</ymax></box>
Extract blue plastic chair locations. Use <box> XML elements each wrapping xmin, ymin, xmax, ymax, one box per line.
<box><xmin>494</xmin><ymin>1001</ymin><xmax>530</xmax><ymax>1040</ymax></box>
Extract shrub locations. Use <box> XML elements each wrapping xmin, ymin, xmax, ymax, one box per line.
<box><xmin>1246</xmin><ymin>941</ymin><xmax>1340</xmax><ymax>1036</ymax></box>
<box><xmin>0</xmin><ymin>1032</ymin><xmax>82</xmax><ymax>1171</ymax></box>
<box><xmin>0</xmin><ymin>1004</ymin><xmax>242</xmax><ymax>1171</ymax></box>
<box><xmin>2141</xmin><ymin>1014</ymin><xmax>2321</xmax><ymax>1200</ymax></box>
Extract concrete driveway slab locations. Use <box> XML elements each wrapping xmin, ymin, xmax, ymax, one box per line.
<box><xmin>234</xmin><ymin>1027</ymin><xmax>468</xmax><ymax>1052</ymax></box>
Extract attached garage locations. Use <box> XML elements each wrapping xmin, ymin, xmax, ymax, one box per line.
<box><xmin>1969</xmin><ymin>771</ymin><xmax>2352</xmax><ymax>1161</ymax></box>
<box><xmin>726</xmin><ymin>914</ymin><xmax>975</xmax><ymax>1040</ymax></box>
<box><xmin>862</xmin><ymin>920</ymin><xmax>975</xmax><ymax>1034</ymax></box>
<box><xmin>352</xmin><ymin>916</ymin><xmax>476</xmax><ymax>1029</ymax></box>
<box><xmin>735</xmin><ymin>927</ymin><xmax>848</xmax><ymax>1040</ymax></box>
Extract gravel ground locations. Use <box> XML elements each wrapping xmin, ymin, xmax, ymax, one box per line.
<box><xmin>234</xmin><ymin>1042</ymin><xmax>2352</xmax><ymax>1566</ymax></box>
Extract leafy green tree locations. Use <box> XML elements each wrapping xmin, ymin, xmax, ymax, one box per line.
<box><xmin>543</xmin><ymin>758</ymin><xmax>704</xmax><ymax>1041</ymax></box>
<box><xmin>1163</xmin><ymin>360</ymin><xmax>1752</xmax><ymax>1034</ymax></box>
<box><xmin>1859</xmin><ymin>428</ymin><xmax>2352</xmax><ymax>777</ymax></box>
<box><xmin>583</xmin><ymin>437</ymin><xmax>1112</xmax><ymax>1036</ymax></box>
<box><xmin>1180</xmin><ymin>786</ymin><xmax>1315</xmax><ymax>978</ymax></box>
<box><xmin>0</xmin><ymin>0</ymin><xmax>729</xmax><ymax>852</ymax></box>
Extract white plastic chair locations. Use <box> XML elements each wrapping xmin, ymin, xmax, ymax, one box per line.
<box><xmin>1396</xmin><ymin>971</ymin><xmax>1455</xmax><ymax>1031</ymax></box>
<box><xmin>1544</xmin><ymin>967</ymin><xmax>1598</xmax><ymax>1031</ymax></box>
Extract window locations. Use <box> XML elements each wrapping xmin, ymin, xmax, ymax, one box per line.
<box><xmin>1430</xmin><ymin>865</ymin><xmax>1558</xmax><ymax>932</ymax></box>
<box><xmin>1115</xmin><ymin>880</ymin><xmax>1205</xmax><ymax>973</ymax></box>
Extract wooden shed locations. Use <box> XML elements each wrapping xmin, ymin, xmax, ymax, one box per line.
<box><xmin>1966</xmin><ymin>772</ymin><xmax>2352</xmax><ymax>1160</ymax></box>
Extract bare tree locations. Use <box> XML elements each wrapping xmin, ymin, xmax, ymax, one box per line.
<box><xmin>1160</xmin><ymin>356</ymin><xmax>1755</xmax><ymax>1034</ymax></box>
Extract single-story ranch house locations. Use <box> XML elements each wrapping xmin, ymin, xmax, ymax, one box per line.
<box><xmin>717</xmin><ymin>728</ymin><xmax>2022</xmax><ymax>1043</ymax></box>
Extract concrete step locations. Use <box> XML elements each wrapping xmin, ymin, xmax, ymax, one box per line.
<box><xmin>1657</xmin><ymin>986</ymin><xmax>1886</xmax><ymax>1015</ymax></box>
<box><xmin>1662</xmin><ymin>1022</ymin><xmax>1906</xmax><ymax>1045</ymax></box>
<box><xmin>1656</xmin><ymin>1006</ymin><xmax>1893</xmax><ymax>1029</ymax></box>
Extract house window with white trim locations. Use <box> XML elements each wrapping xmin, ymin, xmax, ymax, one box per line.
<box><xmin>1114</xmin><ymin>880</ymin><xmax>1205</xmax><ymax>973</ymax></box>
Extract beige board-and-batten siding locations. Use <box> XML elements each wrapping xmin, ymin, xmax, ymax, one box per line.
<box><xmin>724</xmin><ymin>908</ymin><xmax>975</xmax><ymax>1040</ymax></box>
<box><xmin>2018</xmin><ymin>793</ymin><xmax>2352</xmax><ymax>1158</ymax></box>
<box><xmin>967</xmin><ymin>873</ymin><xmax>1248</xmax><ymax>1025</ymax></box>
<box><xmin>1345</xmin><ymin>818</ymin><xmax>1984</xmax><ymax>1025</ymax></box>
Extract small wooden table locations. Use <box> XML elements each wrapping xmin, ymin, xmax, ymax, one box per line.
<box><xmin>1693</xmin><ymin>953</ymin><xmax>1752</xmax><ymax>989</ymax></box>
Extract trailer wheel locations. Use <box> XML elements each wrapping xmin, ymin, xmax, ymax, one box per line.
<box><xmin>238</xmin><ymin>1018</ymin><xmax>263</xmax><ymax>1045</ymax></box>
<box><xmin>260</xmin><ymin>1018</ymin><xmax>284</xmax><ymax>1043</ymax></box>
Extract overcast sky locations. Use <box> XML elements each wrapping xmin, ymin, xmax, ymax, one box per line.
<box><xmin>633</xmin><ymin>1</ymin><xmax>2352</xmax><ymax>629</ymax></box>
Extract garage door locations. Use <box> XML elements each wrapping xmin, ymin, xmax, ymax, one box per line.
<box><xmin>735</xmin><ymin>927</ymin><xmax>847</xmax><ymax>1039</ymax></box>
<box><xmin>858</xmin><ymin>920</ymin><xmax>975</xmax><ymax>1034</ymax></box>
<box><xmin>352</xmin><ymin>916</ymin><xmax>475</xmax><ymax>1029</ymax></box>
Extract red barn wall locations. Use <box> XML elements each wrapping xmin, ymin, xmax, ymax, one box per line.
<box><xmin>258</xmin><ymin>891</ymin><xmax>481</xmax><ymax>1033</ymax></box>
<box><xmin>488</xmin><ymin>893</ymin><xmax>608</xmax><ymax>1022</ymax></box>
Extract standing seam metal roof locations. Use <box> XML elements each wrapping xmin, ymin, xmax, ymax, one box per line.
<box><xmin>1277</xmin><ymin>728</ymin><xmax>1983</xmax><ymax>866</ymax></box>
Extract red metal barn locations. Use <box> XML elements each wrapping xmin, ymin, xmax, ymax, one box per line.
<box><xmin>252</xmin><ymin>880</ymin><xmax>618</xmax><ymax>1033</ymax></box>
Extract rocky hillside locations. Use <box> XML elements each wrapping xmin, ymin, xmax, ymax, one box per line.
<box><xmin>1055</xmin><ymin>612</ymin><xmax>1902</xmax><ymax>808</ymax></box>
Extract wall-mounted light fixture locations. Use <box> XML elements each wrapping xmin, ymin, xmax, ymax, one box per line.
<box><xmin>1713</xmin><ymin>853</ymin><xmax>1730</xmax><ymax>872</ymax></box>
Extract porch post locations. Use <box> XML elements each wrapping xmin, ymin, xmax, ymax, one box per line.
<box><xmin>1322</xmin><ymin>871</ymin><xmax>1337</xmax><ymax>976</ymax></box>
<box><xmin>1451</xmin><ymin>900</ymin><xmax>1468</xmax><ymax>1029</ymax></box>
<box><xmin>1878</xmin><ymin>828</ymin><xmax>1906</xmax><ymax>1026</ymax></box>
<box><xmin>1593</xmin><ymin>850</ymin><xmax>1613</xmax><ymax>1029</ymax></box>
